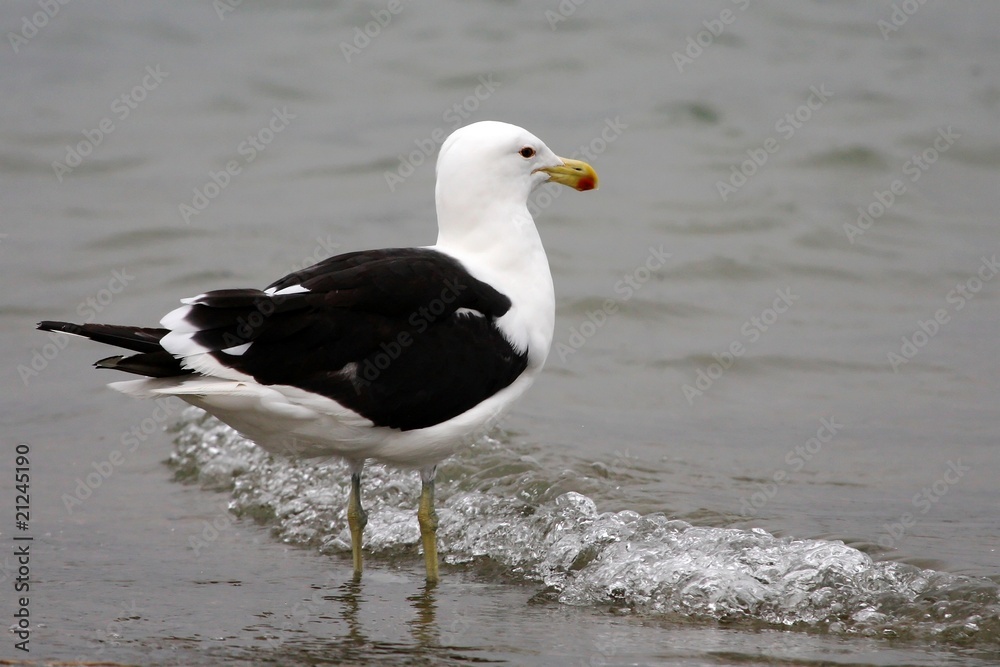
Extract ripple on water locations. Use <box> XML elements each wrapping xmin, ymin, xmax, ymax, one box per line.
<box><xmin>169</xmin><ymin>408</ymin><xmax>1000</xmax><ymax>646</ymax></box>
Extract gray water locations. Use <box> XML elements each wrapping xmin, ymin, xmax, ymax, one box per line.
<box><xmin>3</xmin><ymin>2</ymin><xmax>1000</xmax><ymax>665</ymax></box>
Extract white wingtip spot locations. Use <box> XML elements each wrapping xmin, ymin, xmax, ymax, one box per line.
<box><xmin>222</xmin><ymin>342</ymin><xmax>252</xmax><ymax>356</ymax></box>
<box><xmin>265</xmin><ymin>284</ymin><xmax>310</xmax><ymax>296</ymax></box>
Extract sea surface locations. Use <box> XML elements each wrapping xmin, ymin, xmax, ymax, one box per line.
<box><xmin>3</xmin><ymin>2</ymin><xmax>1000</xmax><ymax>665</ymax></box>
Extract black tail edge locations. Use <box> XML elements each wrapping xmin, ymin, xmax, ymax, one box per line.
<box><xmin>38</xmin><ymin>320</ymin><xmax>85</xmax><ymax>336</ymax></box>
<box><xmin>38</xmin><ymin>320</ymin><xmax>192</xmax><ymax>378</ymax></box>
<box><xmin>37</xmin><ymin>320</ymin><xmax>169</xmax><ymax>355</ymax></box>
<box><xmin>95</xmin><ymin>352</ymin><xmax>192</xmax><ymax>378</ymax></box>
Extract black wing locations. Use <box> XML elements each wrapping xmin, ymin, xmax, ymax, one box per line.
<box><xmin>60</xmin><ymin>248</ymin><xmax>528</xmax><ymax>431</ymax></box>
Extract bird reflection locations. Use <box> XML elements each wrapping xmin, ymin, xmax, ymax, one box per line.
<box><xmin>328</xmin><ymin>577</ymin><xmax>366</xmax><ymax>649</ymax></box>
<box><xmin>406</xmin><ymin>581</ymin><xmax>440</xmax><ymax>648</ymax></box>
<box><xmin>324</xmin><ymin>574</ymin><xmax>463</xmax><ymax>659</ymax></box>
<box><xmin>255</xmin><ymin>570</ymin><xmax>483</xmax><ymax>664</ymax></box>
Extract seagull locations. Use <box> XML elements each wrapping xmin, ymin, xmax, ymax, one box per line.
<box><xmin>38</xmin><ymin>120</ymin><xmax>598</xmax><ymax>582</ymax></box>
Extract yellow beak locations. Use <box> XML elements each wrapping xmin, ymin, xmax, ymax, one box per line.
<box><xmin>536</xmin><ymin>157</ymin><xmax>599</xmax><ymax>191</ymax></box>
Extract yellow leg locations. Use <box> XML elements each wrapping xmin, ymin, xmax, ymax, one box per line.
<box><xmin>417</xmin><ymin>474</ymin><xmax>439</xmax><ymax>583</ymax></box>
<box><xmin>347</xmin><ymin>471</ymin><xmax>367</xmax><ymax>578</ymax></box>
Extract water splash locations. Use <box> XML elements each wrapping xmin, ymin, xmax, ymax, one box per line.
<box><xmin>169</xmin><ymin>408</ymin><xmax>1000</xmax><ymax>645</ymax></box>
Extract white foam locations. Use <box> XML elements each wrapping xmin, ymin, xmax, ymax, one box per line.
<box><xmin>169</xmin><ymin>408</ymin><xmax>1000</xmax><ymax>644</ymax></box>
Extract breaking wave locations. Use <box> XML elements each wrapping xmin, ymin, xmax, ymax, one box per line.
<box><xmin>169</xmin><ymin>408</ymin><xmax>1000</xmax><ymax>646</ymax></box>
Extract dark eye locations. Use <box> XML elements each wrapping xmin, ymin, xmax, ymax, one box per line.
<box><xmin>519</xmin><ymin>146</ymin><xmax>536</xmax><ymax>158</ymax></box>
